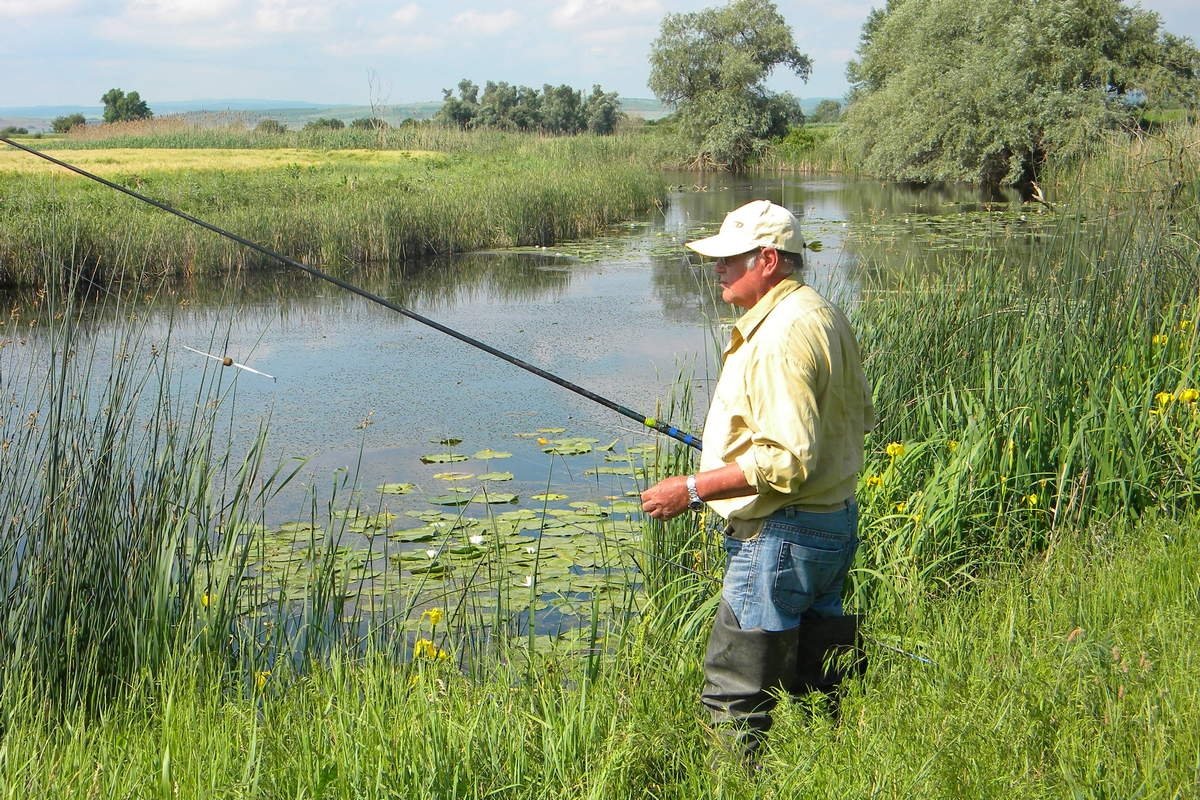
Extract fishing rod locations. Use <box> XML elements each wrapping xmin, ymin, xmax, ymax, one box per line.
<box><xmin>1</xmin><ymin>137</ymin><xmax>701</xmax><ymax>450</ymax></box>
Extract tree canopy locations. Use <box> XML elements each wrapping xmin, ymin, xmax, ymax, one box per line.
<box><xmin>648</xmin><ymin>0</ymin><xmax>809</xmax><ymax>170</ymax></box>
<box><xmin>435</xmin><ymin>80</ymin><xmax>623</xmax><ymax>135</ymax></box>
<box><xmin>842</xmin><ymin>0</ymin><xmax>1200</xmax><ymax>188</ymax></box>
<box><xmin>100</xmin><ymin>89</ymin><xmax>152</xmax><ymax>124</ymax></box>
<box><xmin>51</xmin><ymin>113</ymin><xmax>87</xmax><ymax>133</ymax></box>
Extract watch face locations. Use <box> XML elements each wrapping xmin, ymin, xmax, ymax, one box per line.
<box><xmin>688</xmin><ymin>499</ymin><xmax>704</xmax><ymax>510</ymax></box>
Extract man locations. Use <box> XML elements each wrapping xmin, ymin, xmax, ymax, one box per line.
<box><xmin>640</xmin><ymin>199</ymin><xmax>874</xmax><ymax>759</ymax></box>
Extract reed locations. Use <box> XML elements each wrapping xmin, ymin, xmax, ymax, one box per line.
<box><xmin>2</xmin><ymin>512</ymin><xmax>1195</xmax><ymax>798</ymax></box>
<box><xmin>843</xmin><ymin>123</ymin><xmax>1200</xmax><ymax>614</ymax></box>
<box><xmin>0</xmin><ymin>132</ymin><xmax>666</xmax><ymax>288</ymax></box>
<box><xmin>1</xmin><ymin>122</ymin><xmax>1198</xmax><ymax>799</ymax></box>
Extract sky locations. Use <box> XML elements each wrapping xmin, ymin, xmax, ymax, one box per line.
<box><xmin>1</xmin><ymin>0</ymin><xmax>1198</xmax><ymax>109</ymax></box>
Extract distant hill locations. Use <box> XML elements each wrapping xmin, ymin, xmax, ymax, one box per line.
<box><xmin>1</xmin><ymin>96</ymin><xmax>838</xmax><ymax>132</ymax></box>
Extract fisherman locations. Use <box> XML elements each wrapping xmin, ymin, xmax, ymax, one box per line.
<box><xmin>640</xmin><ymin>199</ymin><xmax>875</xmax><ymax>761</ymax></box>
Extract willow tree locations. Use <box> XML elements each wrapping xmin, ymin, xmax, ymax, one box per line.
<box><xmin>648</xmin><ymin>0</ymin><xmax>809</xmax><ymax>170</ymax></box>
<box><xmin>100</xmin><ymin>89</ymin><xmax>152</xmax><ymax>124</ymax></box>
<box><xmin>842</xmin><ymin>0</ymin><xmax>1200</xmax><ymax>189</ymax></box>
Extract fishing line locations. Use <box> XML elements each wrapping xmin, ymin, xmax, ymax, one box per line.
<box><xmin>0</xmin><ymin>137</ymin><xmax>702</xmax><ymax>450</ymax></box>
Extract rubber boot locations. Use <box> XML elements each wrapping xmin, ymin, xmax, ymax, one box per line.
<box><xmin>790</xmin><ymin>613</ymin><xmax>866</xmax><ymax>714</ymax></box>
<box><xmin>700</xmin><ymin>600</ymin><xmax>798</xmax><ymax>762</ymax></box>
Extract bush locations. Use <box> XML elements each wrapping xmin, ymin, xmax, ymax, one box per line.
<box><xmin>51</xmin><ymin>114</ymin><xmax>87</xmax><ymax>134</ymax></box>
<box><xmin>350</xmin><ymin>117</ymin><xmax>388</xmax><ymax>130</ymax></box>
<box><xmin>303</xmin><ymin>117</ymin><xmax>345</xmax><ymax>131</ymax></box>
<box><xmin>254</xmin><ymin>119</ymin><xmax>287</xmax><ymax>135</ymax></box>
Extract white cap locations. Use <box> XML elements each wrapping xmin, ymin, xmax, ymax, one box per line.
<box><xmin>685</xmin><ymin>200</ymin><xmax>804</xmax><ymax>258</ymax></box>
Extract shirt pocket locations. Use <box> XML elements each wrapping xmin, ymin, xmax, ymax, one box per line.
<box><xmin>771</xmin><ymin>535</ymin><xmax>847</xmax><ymax>616</ymax></box>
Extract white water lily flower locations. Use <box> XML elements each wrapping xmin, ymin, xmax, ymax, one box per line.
<box><xmin>525</xmin><ymin>546</ymin><xmax>538</xmax><ymax>555</ymax></box>
<box><xmin>520</xmin><ymin>575</ymin><xmax>533</xmax><ymax>587</ymax></box>
<box><xmin>469</xmin><ymin>535</ymin><xmax>486</xmax><ymax>546</ymax></box>
<box><xmin>425</xmin><ymin>549</ymin><xmax>438</xmax><ymax>559</ymax></box>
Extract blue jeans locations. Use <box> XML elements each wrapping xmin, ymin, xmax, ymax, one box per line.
<box><xmin>721</xmin><ymin>501</ymin><xmax>858</xmax><ymax>632</ymax></box>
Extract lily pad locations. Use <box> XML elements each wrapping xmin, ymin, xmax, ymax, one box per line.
<box><xmin>433</xmin><ymin>471</ymin><xmax>474</xmax><ymax>481</ymax></box>
<box><xmin>430</xmin><ymin>494</ymin><xmax>472</xmax><ymax>506</ymax></box>
<box><xmin>475</xmin><ymin>492</ymin><xmax>519</xmax><ymax>504</ymax></box>
<box><xmin>531</xmin><ymin>492</ymin><xmax>568</xmax><ymax>502</ymax></box>
<box><xmin>420</xmin><ymin>453</ymin><xmax>469</xmax><ymax>464</ymax></box>
<box><xmin>495</xmin><ymin>509</ymin><xmax>540</xmax><ymax>521</ymax></box>
<box><xmin>473</xmin><ymin>449</ymin><xmax>513</xmax><ymax>460</ymax></box>
<box><xmin>434</xmin><ymin>438</ymin><xmax>463</xmax><ymax>446</ymax></box>
<box><xmin>377</xmin><ymin>482</ymin><xmax>417</xmax><ymax>495</ymax></box>
<box><xmin>477</xmin><ymin>471</ymin><xmax>514</xmax><ymax>482</ymax></box>
<box><xmin>542</xmin><ymin>436</ymin><xmax>599</xmax><ymax>456</ymax></box>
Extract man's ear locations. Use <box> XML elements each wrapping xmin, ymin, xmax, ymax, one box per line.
<box><xmin>758</xmin><ymin>246</ymin><xmax>784</xmax><ymax>279</ymax></box>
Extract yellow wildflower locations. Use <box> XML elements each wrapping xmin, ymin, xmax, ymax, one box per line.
<box><xmin>414</xmin><ymin>638</ymin><xmax>438</xmax><ymax>659</ymax></box>
<box><xmin>1179</xmin><ymin>388</ymin><xmax>1199</xmax><ymax>404</ymax></box>
<box><xmin>1025</xmin><ymin>494</ymin><xmax>1038</xmax><ymax>507</ymax></box>
<box><xmin>894</xmin><ymin>501</ymin><xmax>907</xmax><ymax>513</ymax></box>
<box><xmin>1154</xmin><ymin>391</ymin><xmax>1174</xmax><ymax>409</ymax></box>
<box><xmin>201</xmin><ymin>592</ymin><xmax>211</xmax><ymax>608</ymax></box>
<box><xmin>255</xmin><ymin>670</ymin><xmax>271</xmax><ymax>691</ymax></box>
<box><xmin>885</xmin><ymin>442</ymin><xmax>905</xmax><ymax>458</ymax></box>
<box><xmin>947</xmin><ymin>439</ymin><xmax>959</xmax><ymax>453</ymax></box>
<box><xmin>1152</xmin><ymin>333</ymin><xmax>1169</xmax><ymax>346</ymax></box>
<box><xmin>866</xmin><ymin>474</ymin><xmax>883</xmax><ymax>488</ymax></box>
<box><xmin>1178</xmin><ymin>319</ymin><xmax>1192</xmax><ymax>333</ymax></box>
<box><xmin>421</xmin><ymin>608</ymin><xmax>444</xmax><ymax>626</ymax></box>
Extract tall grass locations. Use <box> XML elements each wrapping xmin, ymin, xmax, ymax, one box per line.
<box><xmin>2</xmin><ymin>511</ymin><xmax>1195</xmax><ymax>798</ymax></box>
<box><xmin>760</xmin><ymin>123</ymin><xmax>856</xmax><ymax>173</ymax></box>
<box><xmin>845</xmin><ymin>123</ymin><xmax>1200</xmax><ymax>613</ymax></box>
<box><xmin>1</xmin><ymin>122</ymin><xmax>1198</xmax><ymax>798</ymax></box>
<box><xmin>0</xmin><ymin>236</ymin><xmax>290</xmax><ymax>708</ymax></box>
<box><xmin>0</xmin><ymin>128</ymin><xmax>667</xmax><ymax>288</ymax></box>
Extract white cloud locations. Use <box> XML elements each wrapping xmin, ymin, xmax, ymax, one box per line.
<box><xmin>391</xmin><ymin>2</ymin><xmax>420</xmax><ymax>25</ymax></box>
<box><xmin>125</xmin><ymin>0</ymin><xmax>239</xmax><ymax>24</ymax></box>
<box><xmin>0</xmin><ymin>0</ymin><xmax>79</xmax><ymax>17</ymax></box>
<box><xmin>254</xmin><ymin>0</ymin><xmax>333</xmax><ymax>34</ymax></box>
<box><xmin>550</xmin><ymin>0</ymin><xmax>660</xmax><ymax>29</ymax></box>
<box><xmin>324</xmin><ymin>31</ymin><xmax>441</xmax><ymax>56</ymax></box>
<box><xmin>451</xmin><ymin>9</ymin><xmax>519</xmax><ymax>36</ymax></box>
<box><xmin>571</xmin><ymin>23</ymin><xmax>657</xmax><ymax>45</ymax></box>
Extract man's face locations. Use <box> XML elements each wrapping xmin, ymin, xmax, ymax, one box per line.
<box><xmin>714</xmin><ymin>248</ymin><xmax>764</xmax><ymax>308</ymax></box>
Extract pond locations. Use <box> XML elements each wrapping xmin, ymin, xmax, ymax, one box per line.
<box><xmin>1</xmin><ymin>170</ymin><xmax>1041</xmax><ymax>640</ymax></box>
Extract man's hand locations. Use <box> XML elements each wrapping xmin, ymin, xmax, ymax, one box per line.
<box><xmin>640</xmin><ymin>475</ymin><xmax>691</xmax><ymax>520</ymax></box>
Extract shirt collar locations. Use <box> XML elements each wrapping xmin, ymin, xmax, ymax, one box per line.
<box><xmin>728</xmin><ymin>277</ymin><xmax>805</xmax><ymax>349</ymax></box>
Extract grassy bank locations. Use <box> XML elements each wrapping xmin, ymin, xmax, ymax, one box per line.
<box><xmin>2</xmin><ymin>122</ymin><xmax>1199</xmax><ymax>797</ymax></box>
<box><xmin>2</xmin><ymin>513</ymin><xmax>1194</xmax><ymax>798</ymax></box>
<box><xmin>0</xmin><ymin>123</ymin><xmax>670</xmax><ymax>288</ymax></box>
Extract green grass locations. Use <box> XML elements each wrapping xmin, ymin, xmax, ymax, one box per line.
<box><xmin>2</xmin><ymin>513</ymin><xmax>1195</xmax><ymax>798</ymax></box>
<box><xmin>1</xmin><ymin>121</ymin><xmax>1199</xmax><ymax>798</ymax></box>
<box><xmin>0</xmin><ymin>126</ymin><xmax>669</xmax><ymax>287</ymax></box>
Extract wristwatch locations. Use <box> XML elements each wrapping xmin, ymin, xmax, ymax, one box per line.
<box><xmin>686</xmin><ymin>474</ymin><xmax>704</xmax><ymax>510</ymax></box>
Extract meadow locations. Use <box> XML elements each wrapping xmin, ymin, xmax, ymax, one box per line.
<box><xmin>0</xmin><ymin>119</ymin><xmax>679</xmax><ymax>287</ymax></box>
<box><xmin>0</xmin><ymin>120</ymin><xmax>1198</xmax><ymax>798</ymax></box>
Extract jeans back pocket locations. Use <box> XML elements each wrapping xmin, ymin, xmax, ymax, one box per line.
<box><xmin>771</xmin><ymin>537</ymin><xmax>848</xmax><ymax>617</ymax></box>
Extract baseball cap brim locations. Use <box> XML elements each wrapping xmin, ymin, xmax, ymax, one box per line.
<box><xmin>685</xmin><ymin>231</ymin><xmax>761</xmax><ymax>259</ymax></box>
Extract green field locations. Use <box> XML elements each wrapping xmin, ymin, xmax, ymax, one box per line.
<box><xmin>1</xmin><ymin>121</ymin><xmax>1198</xmax><ymax>797</ymax></box>
<box><xmin>0</xmin><ymin>121</ymin><xmax>680</xmax><ymax>287</ymax></box>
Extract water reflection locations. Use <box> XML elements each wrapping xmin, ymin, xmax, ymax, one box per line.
<box><xmin>3</xmin><ymin>173</ymin><xmax>1024</xmax><ymax>521</ymax></box>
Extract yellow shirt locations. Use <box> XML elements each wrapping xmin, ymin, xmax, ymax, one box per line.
<box><xmin>700</xmin><ymin>277</ymin><xmax>875</xmax><ymax>535</ymax></box>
